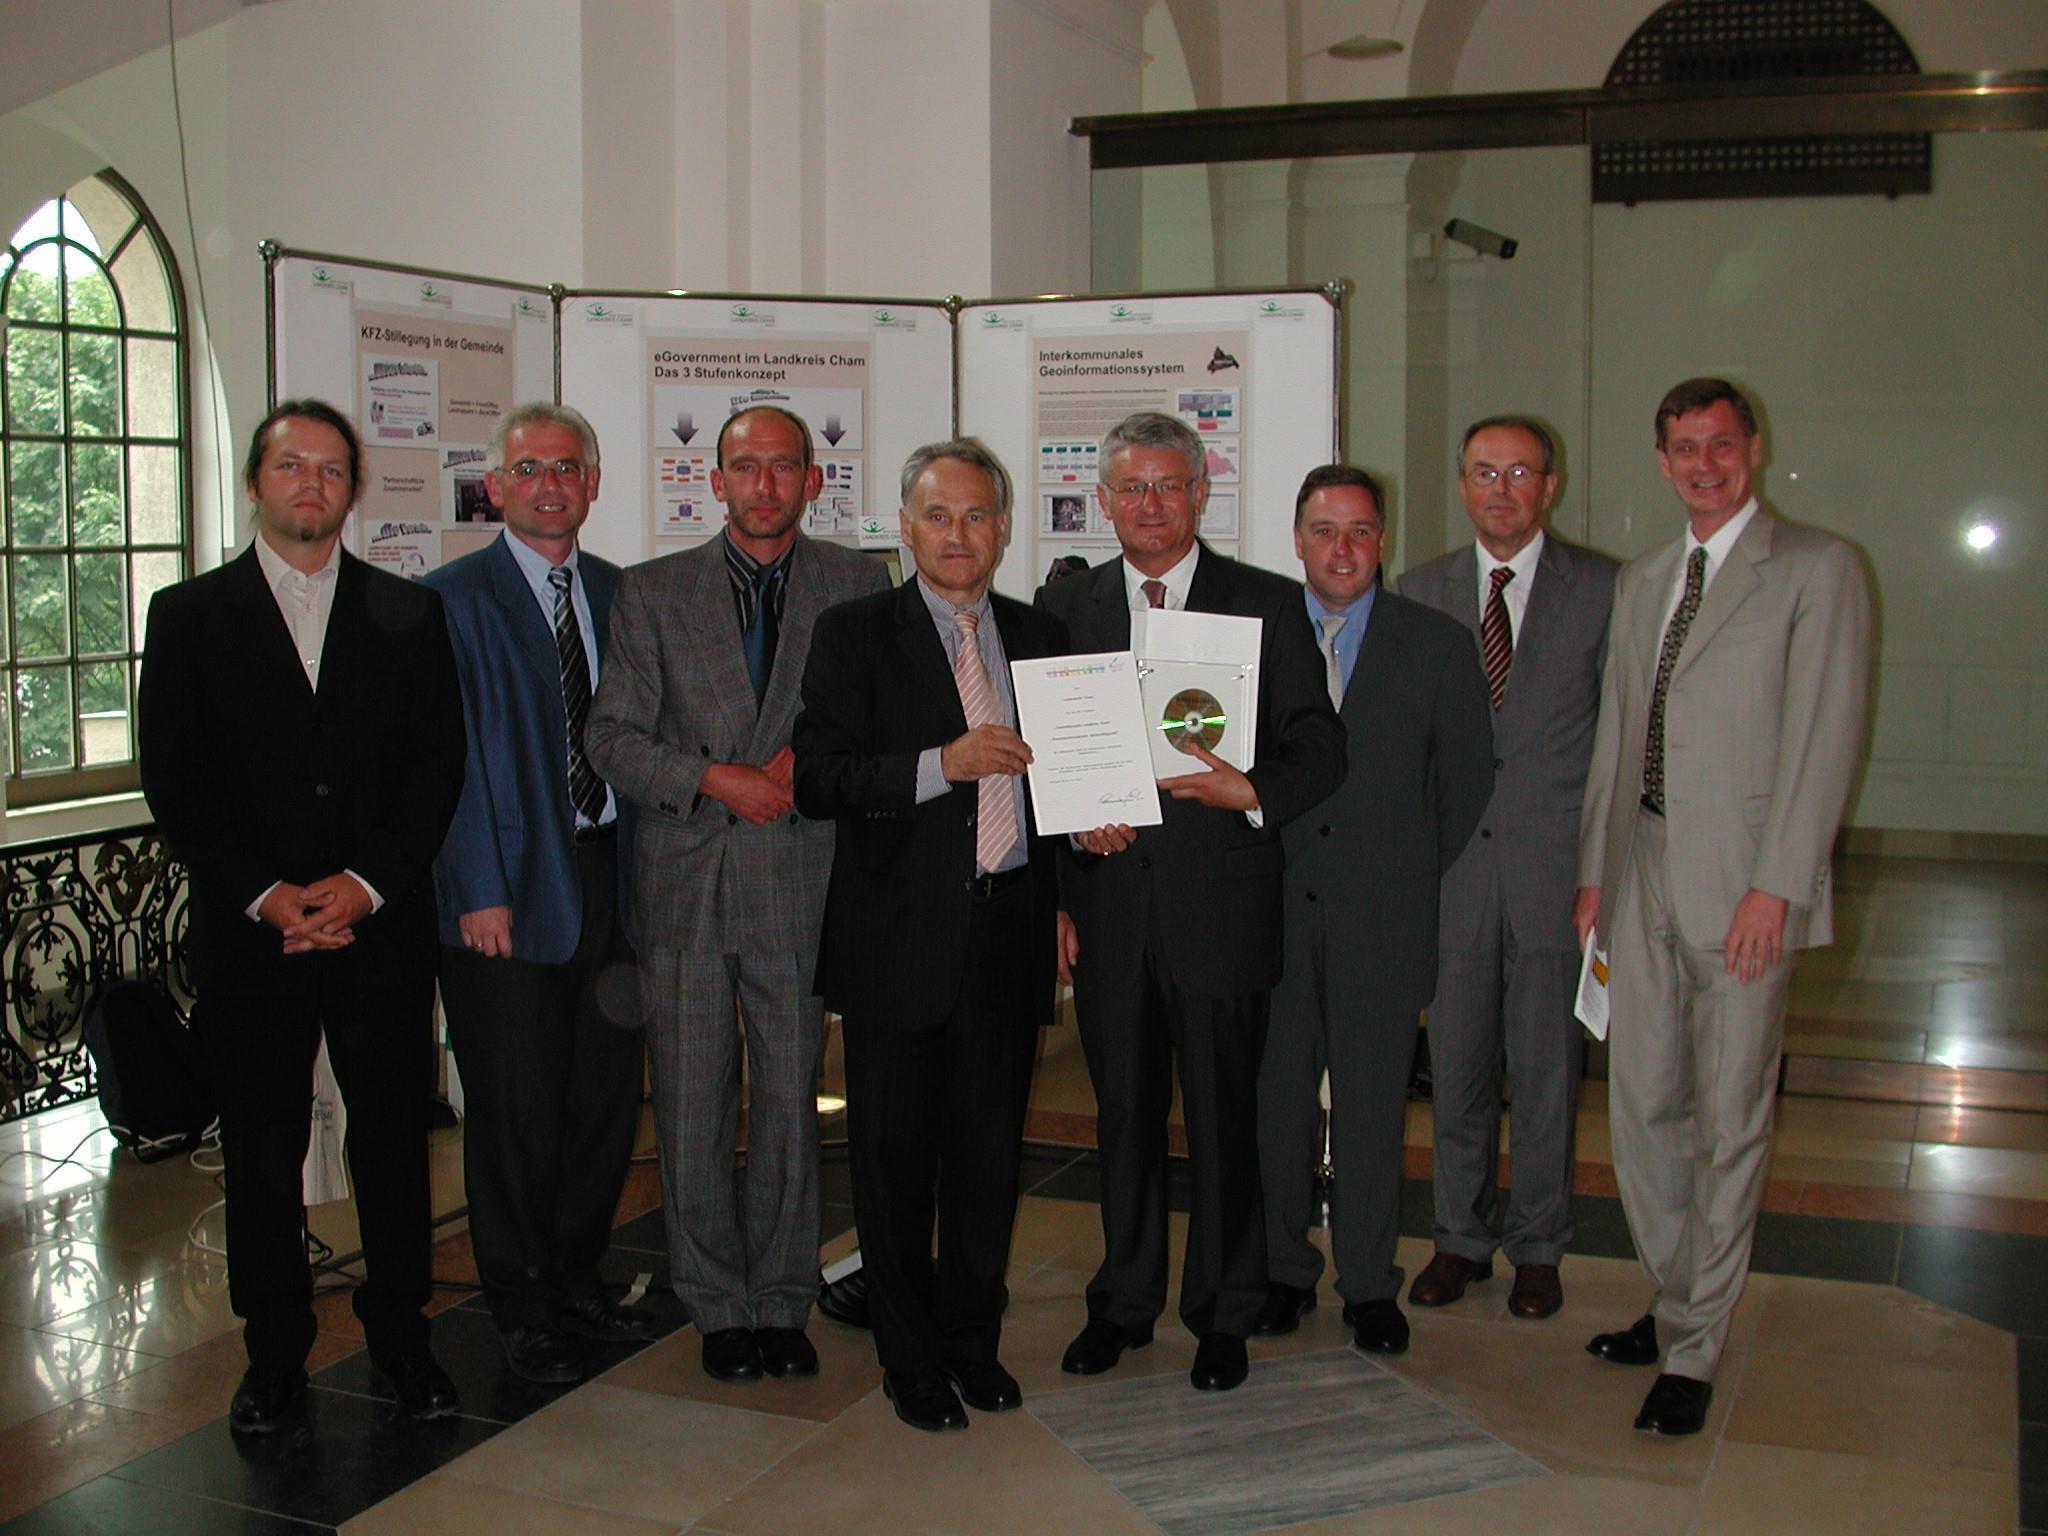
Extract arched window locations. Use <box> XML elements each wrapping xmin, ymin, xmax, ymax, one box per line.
<box><xmin>0</xmin><ymin>170</ymin><xmax>188</xmax><ymax>808</ymax></box>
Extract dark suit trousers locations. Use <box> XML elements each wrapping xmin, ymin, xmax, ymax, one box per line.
<box><xmin>1259</xmin><ymin>901</ymin><xmax>1414</xmax><ymax>1306</ymax></box>
<box><xmin>841</xmin><ymin>879</ymin><xmax>1039</xmax><ymax>1375</ymax></box>
<box><xmin>1074</xmin><ymin>919</ymin><xmax>1270</xmax><ymax>1339</ymax></box>
<box><xmin>202</xmin><ymin>957</ymin><xmax>436</xmax><ymax>1371</ymax></box>
<box><xmin>438</xmin><ymin>838</ymin><xmax>643</xmax><ymax>1332</ymax></box>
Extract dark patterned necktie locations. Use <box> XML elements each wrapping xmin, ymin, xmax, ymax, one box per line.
<box><xmin>742</xmin><ymin>562</ymin><xmax>781</xmax><ymax>708</ymax></box>
<box><xmin>1642</xmin><ymin>547</ymin><xmax>1708</xmax><ymax>814</ymax></box>
<box><xmin>548</xmin><ymin>566</ymin><xmax>607</xmax><ymax>824</ymax></box>
<box><xmin>1481</xmin><ymin>566</ymin><xmax>1514</xmax><ymax>709</ymax></box>
<box><xmin>1141</xmin><ymin>579</ymin><xmax>1167</xmax><ymax>609</ymax></box>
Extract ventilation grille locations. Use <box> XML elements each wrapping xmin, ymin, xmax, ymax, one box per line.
<box><xmin>1594</xmin><ymin>0</ymin><xmax>1930</xmax><ymax>204</ymax></box>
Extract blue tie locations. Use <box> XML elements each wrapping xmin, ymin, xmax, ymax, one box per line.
<box><xmin>742</xmin><ymin>563</ymin><xmax>781</xmax><ymax>708</ymax></box>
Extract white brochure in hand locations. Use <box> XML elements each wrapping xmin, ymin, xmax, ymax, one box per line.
<box><xmin>1574</xmin><ymin>930</ymin><xmax>1611</xmax><ymax>1041</ymax></box>
<box><xmin>1010</xmin><ymin>650</ymin><xmax>1164</xmax><ymax>837</ymax></box>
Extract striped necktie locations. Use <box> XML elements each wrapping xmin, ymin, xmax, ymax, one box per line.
<box><xmin>547</xmin><ymin>565</ymin><xmax>607</xmax><ymax>825</ymax></box>
<box><xmin>952</xmin><ymin>609</ymin><xmax>1018</xmax><ymax>873</ymax></box>
<box><xmin>1481</xmin><ymin>566</ymin><xmax>1514</xmax><ymax>709</ymax></box>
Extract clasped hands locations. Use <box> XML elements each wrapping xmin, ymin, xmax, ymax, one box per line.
<box><xmin>702</xmin><ymin>744</ymin><xmax>797</xmax><ymax>825</ymax></box>
<box><xmin>258</xmin><ymin>874</ymin><xmax>373</xmax><ymax>955</ymax></box>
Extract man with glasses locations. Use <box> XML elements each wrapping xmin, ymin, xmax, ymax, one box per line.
<box><xmin>1397</xmin><ymin>417</ymin><xmax>1617</xmax><ymax>1323</ymax></box>
<box><xmin>425</xmin><ymin>403</ymin><xmax>648</xmax><ymax>1385</ymax></box>
<box><xmin>588</xmin><ymin>405</ymin><xmax>887</xmax><ymax>1385</ymax></box>
<box><xmin>1040</xmin><ymin>411</ymin><xmax>1344</xmax><ymax>1394</ymax></box>
<box><xmin>1252</xmin><ymin>464</ymin><xmax>1493</xmax><ymax>1360</ymax></box>
<box><xmin>1576</xmin><ymin>378</ymin><xmax>1869</xmax><ymax>1436</ymax></box>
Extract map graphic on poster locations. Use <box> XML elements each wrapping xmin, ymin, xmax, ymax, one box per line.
<box><xmin>1030</xmin><ymin>329</ymin><xmax>1250</xmax><ymax>542</ymax></box>
<box><xmin>646</xmin><ymin>333</ymin><xmax>870</xmax><ymax>544</ymax></box>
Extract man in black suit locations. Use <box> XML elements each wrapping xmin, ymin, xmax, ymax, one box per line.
<box><xmin>1040</xmin><ymin>412</ymin><xmax>1345</xmax><ymax>1395</ymax></box>
<box><xmin>1253</xmin><ymin>464</ymin><xmax>1494</xmax><ymax>1357</ymax></box>
<box><xmin>138</xmin><ymin>400</ymin><xmax>466</xmax><ymax>1433</ymax></box>
<box><xmin>794</xmin><ymin>438</ymin><xmax>1066</xmax><ymax>1432</ymax></box>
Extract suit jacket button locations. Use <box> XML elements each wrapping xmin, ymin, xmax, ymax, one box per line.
<box><xmin>1138</xmin><ymin>856</ymin><xmax>1152</xmax><ymax>871</ymax></box>
<box><xmin>314</xmin><ymin>783</ymin><xmax>330</xmax><ymax>798</ymax></box>
<box><xmin>727</xmin><ymin>813</ymin><xmax>738</xmax><ymax>826</ymax></box>
<box><xmin>788</xmin><ymin>813</ymin><xmax>799</xmax><ymax>825</ymax></box>
<box><xmin>1494</xmin><ymin>757</ymin><xmax>1505</xmax><ymax>770</ymax></box>
<box><xmin>1306</xmin><ymin>890</ymin><xmax>1317</xmax><ymax>902</ymax></box>
<box><xmin>700</xmin><ymin>745</ymin><xmax>710</xmax><ymax>756</ymax></box>
<box><xmin>1319</xmin><ymin>823</ymin><xmax>1332</xmax><ymax>836</ymax></box>
<box><xmin>1480</xmin><ymin>829</ymin><xmax>1492</xmax><ymax>839</ymax></box>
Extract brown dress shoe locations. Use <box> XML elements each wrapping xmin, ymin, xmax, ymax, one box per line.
<box><xmin>1508</xmin><ymin>1264</ymin><xmax>1563</xmax><ymax>1319</ymax></box>
<box><xmin>1406</xmin><ymin>1251</ymin><xmax>1492</xmax><ymax>1308</ymax></box>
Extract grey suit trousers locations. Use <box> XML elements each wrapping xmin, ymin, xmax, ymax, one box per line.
<box><xmin>642</xmin><ymin>947</ymin><xmax>822</xmax><ymax>1333</ymax></box>
<box><xmin>1607</xmin><ymin>808</ymin><xmax>1788</xmax><ymax>1381</ymax></box>
<box><xmin>1427</xmin><ymin>858</ymin><xmax>1583</xmax><ymax>1266</ymax></box>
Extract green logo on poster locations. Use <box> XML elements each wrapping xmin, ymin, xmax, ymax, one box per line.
<box><xmin>1260</xmin><ymin>300</ymin><xmax>1281</xmax><ymax>313</ymax></box>
<box><xmin>588</xmin><ymin>303</ymin><xmax>611</xmax><ymax>318</ymax></box>
<box><xmin>1110</xmin><ymin>304</ymin><xmax>1132</xmax><ymax>318</ymax></box>
<box><xmin>313</xmin><ymin>266</ymin><xmax>328</xmax><ymax>281</ymax></box>
<box><xmin>731</xmin><ymin>304</ymin><xmax>754</xmax><ymax>319</ymax></box>
<box><xmin>874</xmin><ymin>309</ymin><xmax>894</xmax><ymax>323</ymax></box>
<box><xmin>420</xmin><ymin>283</ymin><xmax>441</xmax><ymax>300</ymax></box>
<box><xmin>982</xmin><ymin>311</ymin><xmax>1003</xmax><ymax>326</ymax></box>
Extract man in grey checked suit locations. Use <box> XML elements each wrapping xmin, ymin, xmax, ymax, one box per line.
<box><xmin>587</xmin><ymin>405</ymin><xmax>888</xmax><ymax>1384</ymax></box>
<box><xmin>1577</xmin><ymin>378</ymin><xmax>1870</xmax><ymax>1437</ymax></box>
<box><xmin>1399</xmin><ymin>417</ymin><xmax>1617</xmax><ymax>1323</ymax></box>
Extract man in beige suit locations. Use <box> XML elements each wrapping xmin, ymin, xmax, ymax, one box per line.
<box><xmin>1574</xmin><ymin>378</ymin><xmax>1870</xmax><ymax>1437</ymax></box>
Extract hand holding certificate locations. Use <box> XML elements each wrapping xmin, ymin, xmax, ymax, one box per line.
<box><xmin>1008</xmin><ymin>652</ymin><xmax>1163</xmax><ymax>836</ymax></box>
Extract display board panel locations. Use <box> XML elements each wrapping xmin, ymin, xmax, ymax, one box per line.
<box><xmin>557</xmin><ymin>292</ymin><xmax>955</xmax><ymax>571</ymax></box>
<box><xmin>957</xmin><ymin>289</ymin><xmax>1340</xmax><ymax>599</ymax></box>
<box><xmin>265</xmin><ymin>245</ymin><xmax>556</xmax><ymax>576</ymax></box>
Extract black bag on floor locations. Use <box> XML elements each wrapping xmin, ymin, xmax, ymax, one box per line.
<box><xmin>81</xmin><ymin>979</ymin><xmax>216</xmax><ymax>1161</ymax></box>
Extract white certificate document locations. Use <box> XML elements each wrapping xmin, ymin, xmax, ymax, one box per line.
<box><xmin>1010</xmin><ymin>651</ymin><xmax>1164</xmax><ymax>836</ymax></box>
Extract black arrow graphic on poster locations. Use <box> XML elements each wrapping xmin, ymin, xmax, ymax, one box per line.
<box><xmin>820</xmin><ymin>415</ymin><xmax>846</xmax><ymax>447</ymax></box>
<box><xmin>672</xmin><ymin>413</ymin><xmax>696</xmax><ymax>445</ymax></box>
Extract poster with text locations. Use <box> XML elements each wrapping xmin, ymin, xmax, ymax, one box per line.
<box><xmin>351</xmin><ymin>307</ymin><xmax>517</xmax><ymax>526</ymax></box>
<box><xmin>1030</xmin><ymin>328</ymin><xmax>1250</xmax><ymax>541</ymax></box>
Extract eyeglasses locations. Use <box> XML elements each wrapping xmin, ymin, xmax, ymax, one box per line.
<box><xmin>1106</xmin><ymin>476</ymin><xmax>1196</xmax><ymax>502</ymax></box>
<box><xmin>1464</xmin><ymin>464</ymin><xmax>1541</xmax><ymax>487</ymax></box>
<box><xmin>507</xmin><ymin>458</ymin><xmax>588</xmax><ymax>481</ymax></box>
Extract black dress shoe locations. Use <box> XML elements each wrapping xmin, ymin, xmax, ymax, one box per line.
<box><xmin>372</xmin><ymin>1350</ymin><xmax>460</xmax><ymax>1418</ymax></box>
<box><xmin>1343</xmin><ymin>1298</ymin><xmax>1410</xmax><ymax>1356</ymax></box>
<box><xmin>702</xmin><ymin>1326</ymin><xmax>763</xmax><ymax>1382</ymax></box>
<box><xmin>1586</xmin><ymin>1313</ymin><xmax>1659</xmax><ymax>1366</ymax></box>
<box><xmin>1060</xmin><ymin>1317</ymin><xmax>1153</xmax><ymax>1376</ymax></box>
<box><xmin>1634</xmin><ymin>1372</ymin><xmax>1712</xmax><ymax>1436</ymax></box>
<box><xmin>943</xmin><ymin>1358</ymin><xmax>1022</xmax><ymax>1411</ymax></box>
<box><xmin>1250</xmin><ymin>1282</ymin><xmax>1317</xmax><ymax>1337</ymax></box>
<box><xmin>818</xmin><ymin>1267</ymin><xmax>871</xmax><ymax>1330</ymax></box>
<box><xmin>501</xmin><ymin>1325</ymin><xmax>584</xmax><ymax>1384</ymax></box>
<box><xmin>1190</xmin><ymin>1333</ymin><xmax>1249</xmax><ymax>1392</ymax></box>
<box><xmin>756</xmin><ymin>1327</ymin><xmax>820</xmax><ymax>1379</ymax></box>
<box><xmin>229</xmin><ymin>1365</ymin><xmax>307</xmax><ymax>1434</ymax></box>
<box><xmin>883</xmin><ymin>1369</ymin><xmax>968</xmax><ymax>1432</ymax></box>
<box><xmin>560</xmin><ymin>1292</ymin><xmax>654</xmax><ymax>1340</ymax></box>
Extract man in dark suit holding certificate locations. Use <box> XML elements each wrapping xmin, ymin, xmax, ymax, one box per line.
<box><xmin>795</xmin><ymin>438</ymin><xmax>1066</xmax><ymax>1432</ymax></box>
<box><xmin>1039</xmin><ymin>411</ymin><xmax>1344</xmax><ymax>1395</ymax></box>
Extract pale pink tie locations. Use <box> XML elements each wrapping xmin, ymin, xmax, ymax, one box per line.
<box><xmin>952</xmin><ymin>610</ymin><xmax>1018</xmax><ymax>872</ymax></box>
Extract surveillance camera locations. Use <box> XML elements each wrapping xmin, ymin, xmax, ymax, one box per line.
<box><xmin>1443</xmin><ymin>219</ymin><xmax>1518</xmax><ymax>260</ymax></box>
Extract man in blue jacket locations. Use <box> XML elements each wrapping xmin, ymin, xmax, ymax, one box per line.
<box><xmin>426</xmin><ymin>403</ymin><xmax>646</xmax><ymax>1384</ymax></box>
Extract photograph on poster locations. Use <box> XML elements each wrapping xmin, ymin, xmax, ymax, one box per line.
<box><xmin>1043</xmin><ymin>492</ymin><xmax>1091</xmax><ymax>536</ymax></box>
<box><xmin>656</xmin><ymin>453</ymin><xmax>718</xmax><ymax>534</ymax></box>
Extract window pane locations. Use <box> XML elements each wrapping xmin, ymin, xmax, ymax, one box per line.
<box><xmin>4</xmin><ymin>243</ymin><xmax>60</xmax><ymax>322</ymax></box>
<box><xmin>63</xmin><ymin>245</ymin><xmax>118</xmax><ymax>328</ymax></box>
<box><xmin>126</xmin><ymin>338</ymin><xmax>178</xmax><ymax>439</ymax></box>
<box><xmin>67</xmin><ymin>329</ymin><xmax>121</xmax><ymax>437</ymax></box>
<box><xmin>61</xmin><ymin>181</ymin><xmax>134</xmax><ymax>260</ymax></box>
<box><xmin>71</xmin><ymin>443</ymin><xmax>123</xmax><ymax>546</ymax></box>
<box><xmin>14</xmin><ymin>665</ymin><xmax>74</xmax><ymax>772</ymax></box>
<box><xmin>7</xmin><ymin>439</ymin><xmax>64</xmax><ymax>545</ymax></box>
<box><xmin>131</xmin><ymin>550</ymin><xmax>181</xmax><ymax>649</ymax></box>
<box><xmin>78</xmin><ymin>660</ymin><xmax>131</xmax><ymax>766</ymax></box>
<box><xmin>14</xmin><ymin>554</ymin><xmax>70</xmax><ymax>659</ymax></box>
<box><xmin>74</xmin><ymin>553</ymin><xmax>125</xmax><ymax>654</ymax></box>
<box><xmin>129</xmin><ymin>445</ymin><xmax>181</xmax><ymax>545</ymax></box>
<box><xmin>110</xmin><ymin>239</ymin><xmax>172</xmax><ymax>333</ymax></box>
<box><xmin>0</xmin><ymin>558</ymin><xmax>9</xmax><ymax>664</ymax></box>
<box><xmin>5</xmin><ymin>324</ymin><xmax>64</xmax><ymax>432</ymax></box>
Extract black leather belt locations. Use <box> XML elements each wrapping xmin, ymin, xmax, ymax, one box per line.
<box><xmin>575</xmin><ymin>822</ymin><xmax>619</xmax><ymax>845</ymax></box>
<box><xmin>969</xmin><ymin>865</ymin><xmax>1030</xmax><ymax>900</ymax></box>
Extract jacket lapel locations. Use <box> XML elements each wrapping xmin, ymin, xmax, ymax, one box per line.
<box><xmin>485</xmin><ymin>534</ymin><xmax>563</xmax><ymax>690</ymax></box>
<box><xmin>1510</xmin><ymin>535</ymin><xmax>1573</xmax><ymax>667</ymax></box>
<box><xmin>1342</xmin><ymin>585</ymin><xmax>1398</xmax><ymax>724</ymax></box>
<box><xmin>896</xmin><ymin>580</ymin><xmax>968</xmax><ymax>735</ymax></box>
<box><xmin>685</xmin><ymin>540</ymin><xmax>761</xmax><ymax>747</ymax></box>
<box><xmin>1674</xmin><ymin>511</ymin><xmax>1772</xmax><ymax>680</ymax></box>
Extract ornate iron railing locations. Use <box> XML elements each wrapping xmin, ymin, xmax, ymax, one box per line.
<box><xmin>0</xmin><ymin>822</ymin><xmax>189</xmax><ymax>1124</ymax></box>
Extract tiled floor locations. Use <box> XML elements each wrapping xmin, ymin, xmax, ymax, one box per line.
<box><xmin>1</xmin><ymin>851</ymin><xmax>2043</xmax><ymax>1534</ymax></box>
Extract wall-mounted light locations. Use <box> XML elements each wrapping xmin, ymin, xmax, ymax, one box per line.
<box><xmin>1964</xmin><ymin>521</ymin><xmax>1999</xmax><ymax>554</ymax></box>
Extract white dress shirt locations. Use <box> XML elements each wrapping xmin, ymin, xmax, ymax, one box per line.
<box><xmin>1121</xmin><ymin>544</ymin><xmax>1200</xmax><ymax>610</ymax></box>
<box><xmin>1475</xmin><ymin>528</ymin><xmax>1545</xmax><ymax>643</ymax></box>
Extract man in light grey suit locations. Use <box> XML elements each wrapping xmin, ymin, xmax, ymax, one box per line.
<box><xmin>1400</xmin><ymin>417</ymin><xmax>1616</xmax><ymax>1323</ymax></box>
<box><xmin>1576</xmin><ymin>378</ymin><xmax>1870</xmax><ymax>1437</ymax></box>
<box><xmin>587</xmin><ymin>405</ymin><xmax>888</xmax><ymax>1385</ymax></box>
